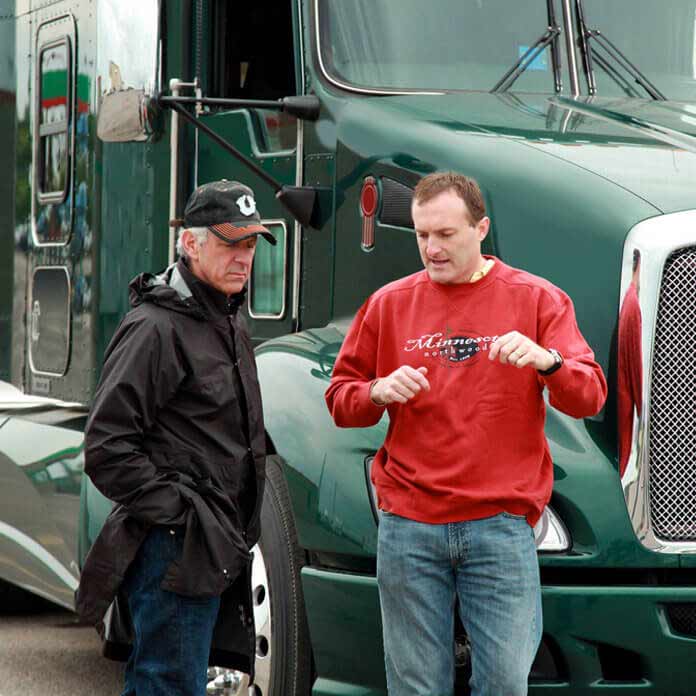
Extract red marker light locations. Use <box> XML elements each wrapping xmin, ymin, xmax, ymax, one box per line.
<box><xmin>360</xmin><ymin>177</ymin><xmax>378</xmax><ymax>251</ymax></box>
<box><xmin>360</xmin><ymin>179</ymin><xmax>378</xmax><ymax>217</ymax></box>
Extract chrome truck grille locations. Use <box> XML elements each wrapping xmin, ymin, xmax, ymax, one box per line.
<box><xmin>648</xmin><ymin>248</ymin><xmax>696</xmax><ymax>541</ymax></box>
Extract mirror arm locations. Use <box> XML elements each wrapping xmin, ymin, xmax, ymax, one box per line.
<box><xmin>158</xmin><ymin>94</ymin><xmax>321</xmax><ymax>120</ymax></box>
<box><xmin>159</xmin><ymin>98</ymin><xmax>318</xmax><ymax>227</ymax></box>
<box><xmin>160</xmin><ymin>95</ymin><xmax>280</xmax><ymax>111</ymax></box>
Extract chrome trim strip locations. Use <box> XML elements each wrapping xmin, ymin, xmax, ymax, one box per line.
<box><xmin>561</xmin><ymin>0</ymin><xmax>580</xmax><ymax>97</ymax></box>
<box><xmin>169</xmin><ymin>79</ymin><xmax>181</xmax><ymax>265</ymax></box>
<box><xmin>248</xmin><ymin>219</ymin><xmax>289</xmax><ymax>320</ymax></box>
<box><xmin>313</xmin><ymin>0</ymin><xmax>444</xmax><ymax>97</ymax></box>
<box><xmin>292</xmin><ymin>119</ymin><xmax>303</xmax><ymax>326</ymax></box>
<box><xmin>27</xmin><ymin>265</ymin><xmax>71</xmax><ymax>378</ymax></box>
<box><xmin>193</xmin><ymin>80</ymin><xmax>202</xmax><ymax>189</ymax></box>
<box><xmin>168</xmin><ymin>78</ymin><xmax>197</xmax><ymax>265</ymax></box>
<box><xmin>620</xmin><ymin>210</ymin><xmax>696</xmax><ymax>554</ymax></box>
<box><xmin>292</xmin><ymin>0</ymin><xmax>305</xmax><ymax>327</ymax></box>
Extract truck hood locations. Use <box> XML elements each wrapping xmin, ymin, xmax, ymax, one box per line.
<box><xmin>369</xmin><ymin>93</ymin><xmax>696</xmax><ymax>214</ymax></box>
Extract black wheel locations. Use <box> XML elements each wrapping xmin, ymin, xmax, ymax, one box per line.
<box><xmin>207</xmin><ymin>455</ymin><xmax>312</xmax><ymax>696</ymax></box>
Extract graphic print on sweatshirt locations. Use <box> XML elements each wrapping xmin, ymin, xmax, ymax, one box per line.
<box><xmin>403</xmin><ymin>325</ymin><xmax>499</xmax><ymax>368</ymax></box>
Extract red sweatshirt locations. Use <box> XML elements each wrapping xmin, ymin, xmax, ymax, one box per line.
<box><xmin>325</xmin><ymin>259</ymin><xmax>607</xmax><ymax>526</ymax></box>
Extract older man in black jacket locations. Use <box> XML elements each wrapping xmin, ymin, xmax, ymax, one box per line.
<box><xmin>76</xmin><ymin>181</ymin><xmax>275</xmax><ymax>696</ymax></box>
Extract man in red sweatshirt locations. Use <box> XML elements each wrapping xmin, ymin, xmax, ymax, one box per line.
<box><xmin>325</xmin><ymin>172</ymin><xmax>607</xmax><ymax>696</ymax></box>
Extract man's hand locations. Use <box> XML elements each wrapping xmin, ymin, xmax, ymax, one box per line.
<box><xmin>370</xmin><ymin>366</ymin><xmax>430</xmax><ymax>405</ymax></box>
<box><xmin>488</xmin><ymin>332</ymin><xmax>555</xmax><ymax>371</ymax></box>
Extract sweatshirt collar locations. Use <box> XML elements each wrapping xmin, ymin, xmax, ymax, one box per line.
<box><xmin>425</xmin><ymin>255</ymin><xmax>501</xmax><ymax>296</ymax></box>
<box><xmin>469</xmin><ymin>257</ymin><xmax>495</xmax><ymax>283</ymax></box>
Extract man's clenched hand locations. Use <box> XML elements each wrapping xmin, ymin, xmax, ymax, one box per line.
<box><xmin>488</xmin><ymin>331</ymin><xmax>555</xmax><ymax>371</ymax></box>
<box><xmin>370</xmin><ymin>366</ymin><xmax>430</xmax><ymax>405</ymax></box>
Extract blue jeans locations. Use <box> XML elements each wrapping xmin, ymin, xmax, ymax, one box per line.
<box><xmin>377</xmin><ymin>512</ymin><xmax>542</xmax><ymax>696</ymax></box>
<box><xmin>121</xmin><ymin>527</ymin><xmax>221</xmax><ymax>696</ymax></box>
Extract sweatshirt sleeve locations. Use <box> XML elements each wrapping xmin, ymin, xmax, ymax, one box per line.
<box><xmin>84</xmin><ymin>311</ymin><xmax>188</xmax><ymax>524</ymax></box>
<box><xmin>325</xmin><ymin>300</ymin><xmax>386</xmax><ymax>428</ymax></box>
<box><xmin>537</xmin><ymin>289</ymin><xmax>607</xmax><ymax>418</ymax></box>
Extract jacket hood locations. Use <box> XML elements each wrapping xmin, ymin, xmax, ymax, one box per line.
<box><xmin>128</xmin><ymin>263</ymin><xmax>205</xmax><ymax>318</ymax></box>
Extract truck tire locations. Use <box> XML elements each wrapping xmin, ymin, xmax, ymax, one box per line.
<box><xmin>255</xmin><ymin>455</ymin><xmax>312</xmax><ymax>696</ymax></box>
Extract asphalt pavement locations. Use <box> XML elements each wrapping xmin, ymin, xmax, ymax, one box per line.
<box><xmin>0</xmin><ymin>604</ymin><xmax>124</xmax><ymax>696</ymax></box>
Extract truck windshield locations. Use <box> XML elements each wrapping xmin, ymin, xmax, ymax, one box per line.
<box><xmin>319</xmin><ymin>0</ymin><xmax>696</xmax><ymax>100</ymax></box>
<box><xmin>578</xmin><ymin>0</ymin><xmax>696</xmax><ymax>101</ymax></box>
<box><xmin>318</xmin><ymin>0</ymin><xmax>562</xmax><ymax>93</ymax></box>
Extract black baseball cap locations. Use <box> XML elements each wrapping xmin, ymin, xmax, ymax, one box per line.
<box><xmin>183</xmin><ymin>180</ymin><xmax>277</xmax><ymax>245</ymax></box>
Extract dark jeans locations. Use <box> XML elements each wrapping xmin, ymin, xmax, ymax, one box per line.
<box><xmin>121</xmin><ymin>527</ymin><xmax>221</xmax><ymax>696</ymax></box>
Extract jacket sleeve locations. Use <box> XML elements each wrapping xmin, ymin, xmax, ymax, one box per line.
<box><xmin>537</xmin><ymin>289</ymin><xmax>608</xmax><ymax>419</ymax></box>
<box><xmin>325</xmin><ymin>301</ymin><xmax>386</xmax><ymax>428</ymax></box>
<box><xmin>84</xmin><ymin>311</ymin><xmax>188</xmax><ymax>524</ymax></box>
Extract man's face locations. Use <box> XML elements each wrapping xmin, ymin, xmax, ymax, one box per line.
<box><xmin>186</xmin><ymin>230</ymin><xmax>257</xmax><ymax>296</ymax></box>
<box><xmin>412</xmin><ymin>189</ymin><xmax>490</xmax><ymax>285</ymax></box>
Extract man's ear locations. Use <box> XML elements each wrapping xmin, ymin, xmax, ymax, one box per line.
<box><xmin>477</xmin><ymin>216</ymin><xmax>491</xmax><ymax>242</ymax></box>
<box><xmin>180</xmin><ymin>229</ymin><xmax>200</xmax><ymax>261</ymax></box>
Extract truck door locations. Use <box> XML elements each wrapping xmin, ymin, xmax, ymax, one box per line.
<box><xmin>194</xmin><ymin>0</ymin><xmax>300</xmax><ymax>342</ymax></box>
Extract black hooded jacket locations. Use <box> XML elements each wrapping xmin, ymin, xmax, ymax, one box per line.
<box><xmin>75</xmin><ymin>259</ymin><xmax>266</xmax><ymax>671</ymax></box>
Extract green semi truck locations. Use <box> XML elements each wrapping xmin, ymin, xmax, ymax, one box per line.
<box><xmin>2</xmin><ymin>0</ymin><xmax>696</xmax><ymax>694</ymax></box>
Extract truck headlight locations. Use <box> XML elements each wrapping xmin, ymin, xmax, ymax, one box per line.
<box><xmin>534</xmin><ymin>506</ymin><xmax>571</xmax><ymax>552</ymax></box>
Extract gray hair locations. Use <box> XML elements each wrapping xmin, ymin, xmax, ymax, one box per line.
<box><xmin>176</xmin><ymin>227</ymin><xmax>209</xmax><ymax>259</ymax></box>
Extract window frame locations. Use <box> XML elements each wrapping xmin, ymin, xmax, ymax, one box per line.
<box><xmin>248</xmin><ymin>219</ymin><xmax>289</xmax><ymax>320</ymax></box>
<box><xmin>35</xmin><ymin>35</ymin><xmax>73</xmax><ymax>206</ymax></box>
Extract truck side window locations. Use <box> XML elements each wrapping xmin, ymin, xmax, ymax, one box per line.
<box><xmin>209</xmin><ymin>0</ymin><xmax>296</xmax><ymax>152</ymax></box>
<box><xmin>249</xmin><ymin>221</ymin><xmax>287</xmax><ymax>319</ymax></box>
<box><xmin>37</xmin><ymin>39</ymin><xmax>71</xmax><ymax>202</ymax></box>
<box><xmin>29</xmin><ymin>266</ymin><xmax>71</xmax><ymax>376</ymax></box>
